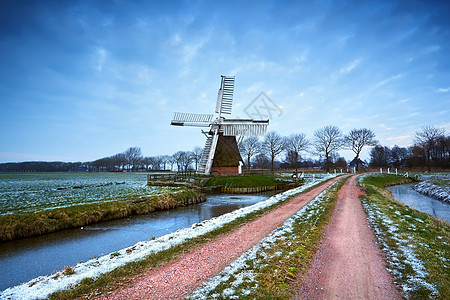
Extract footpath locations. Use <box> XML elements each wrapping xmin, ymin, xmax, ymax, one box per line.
<box><xmin>294</xmin><ymin>175</ymin><xmax>401</xmax><ymax>299</ymax></box>
<box><xmin>97</xmin><ymin>176</ymin><xmax>344</xmax><ymax>299</ymax></box>
<box><xmin>98</xmin><ymin>175</ymin><xmax>401</xmax><ymax>299</ymax></box>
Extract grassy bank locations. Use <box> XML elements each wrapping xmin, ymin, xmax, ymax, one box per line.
<box><xmin>0</xmin><ymin>189</ymin><xmax>203</xmax><ymax>242</ymax></box>
<box><xmin>204</xmin><ymin>175</ymin><xmax>290</xmax><ymax>188</ymax></box>
<box><xmin>188</xmin><ymin>177</ymin><xmax>346</xmax><ymax>299</ymax></box>
<box><xmin>359</xmin><ymin>174</ymin><xmax>449</xmax><ymax>299</ymax></box>
<box><xmin>47</xmin><ymin>176</ymin><xmax>340</xmax><ymax>299</ymax></box>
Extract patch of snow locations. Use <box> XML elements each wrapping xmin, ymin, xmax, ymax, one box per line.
<box><xmin>187</xmin><ymin>179</ymin><xmax>341</xmax><ymax>299</ymax></box>
<box><xmin>361</xmin><ymin>193</ymin><xmax>439</xmax><ymax>297</ymax></box>
<box><xmin>0</xmin><ymin>175</ymin><xmax>339</xmax><ymax>300</ymax></box>
<box><xmin>413</xmin><ymin>181</ymin><xmax>450</xmax><ymax>204</ymax></box>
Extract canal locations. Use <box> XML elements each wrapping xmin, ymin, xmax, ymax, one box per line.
<box><xmin>0</xmin><ymin>192</ymin><xmax>277</xmax><ymax>291</ymax></box>
<box><xmin>388</xmin><ymin>183</ymin><xmax>450</xmax><ymax>223</ymax></box>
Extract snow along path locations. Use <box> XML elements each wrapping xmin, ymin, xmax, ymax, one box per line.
<box><xmin>294</xmin><ymin>174</ymin><xmax>402</xmax><ymax>299</ymax></box>
<box><xmin>96</xmin><ymin>175</ymin><xmax>345</xmax><ymax>299</ymax></box>
<box><xmin>0</xmin><ymin>175</ymin><xmax>337</xmax><ymax>300</ymax></box>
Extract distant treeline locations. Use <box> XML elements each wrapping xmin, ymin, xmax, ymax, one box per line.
<box><xmin>0</xmin><ymin>161</ymin><xmax>86</xmax><ymax>172</ymax></box>
<box><xmin>1</xmin><ymin>126</ymin><xmax>448</xmax><ymax>172</ymax></box>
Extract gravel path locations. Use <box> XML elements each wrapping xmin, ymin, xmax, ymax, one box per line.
<box><xmin>96</xmin><ymin>176</ymin><xmax>344</xmax><ymax>299</ymax></box>
<box><xmin>293</xmin><ymin>174</ymin><xmax>402</xmax><ymax>299</ymax></box>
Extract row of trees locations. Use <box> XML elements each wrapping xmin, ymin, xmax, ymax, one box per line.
<box><xmin>369</xmin><ymin>126</ymin><xmax>449</xmax><ymax>170</ymax></box>
<box><xmin>1</xmin><ymin>126</ymin><xmax>447</xmax><ymax>173</ymax></box>
<box><xmin>89</xmin><ymin>147</ymin><xmax>203</xmax><ymax>172</ymax></box>
<box><xmin>240</xmin><ymin>126</ymin><xmax>377</xmax><ymax>172</ymax></box>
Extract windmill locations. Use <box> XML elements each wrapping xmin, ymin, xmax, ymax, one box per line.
<box><xmin>171</xmin><ymin>75</ymin><xmax>269</xmax><ymax>175</ymax></box>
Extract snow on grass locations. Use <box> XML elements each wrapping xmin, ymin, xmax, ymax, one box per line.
<box><xmin>0</xmin><ymin>174</ymin><xmax>338</xmax><ymax>300</ymax></box>
<box><xmin>413</xmin><ymin>181</ymin><xmax>450</xmax><ymax>204</ymax></box>
<box><xmin>0</xmin><ymin>172</ymin><xmax>176</xmax><ymax>215</ymax></box>
<box><xmin>358</xmin><ymin>174</ymin><xmax>443</xmax><ymax>298</ymax></box>
<box><xmin>186</xmin><ymin>178</ymin><xmax>341</xmax><ymax>299</ymax></box>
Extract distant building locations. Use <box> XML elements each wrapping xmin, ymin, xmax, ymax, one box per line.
<box><xmin>348</xmin><ymin>158</ymin><xmax>368</xmax><ymax>168</ymax></box>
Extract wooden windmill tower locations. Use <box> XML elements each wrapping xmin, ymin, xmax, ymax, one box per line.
<box><xmin>171</xmin><ymin>75</ymin><xmax>269</xmax><ymax>175</ymax></box>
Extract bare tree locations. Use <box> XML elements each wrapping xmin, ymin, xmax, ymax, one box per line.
<box><xmin>239</xmin><ymin>136</ymin><xmax>261</xmax><ymax>170</ymax></box>
<box><xmin>253</xmin><ymin>153</ymin><xmax>271</xmax><ymax>169</ymax></box>
<box><xmin>391</xmin><ymin>145</ymin><xmax>408</xmax><ymax>168</ymax></box>
<box><xmin>313</xmin><ymin>125</ymin><xmax>343</xmax><ymax>172</ymax></box>
<box><xmin>142</xmin><ymin>156</ymin><xmax>153</xmax><ymax>171</ymax></box>
<box><xmin>160</xmin><ymin>155</ymin><xmax>172</xmax><ymax>170</ymax></box>
<box><xmin>285</xmin><ymin>133</ymin><xmax>309</xmax><ymax>174</ymax></box>
<box><xmin>192</xmin><ymin>146</ymin><xmax>203</xmax><ymax>171</ymax></box>
<box><xmin>344</xmin><ymin>128</ymin><xmax>378</xmax><ymax>171</ymax></box>
<box><xmin>124</xmin><ymin>147</ymin><xmax>143</xmax><ymax>171</ymax></box>
<box><xmin>172</xmin><ymin>151</ymin><xmax>184</xmax><ymax>172</ymax></box>
<box><xmin>414</xmin><ymin>126</ymin><xmax>445</xmax><ymax>171</ymax></box>
<box><xmin>369</xmin><ymin>146</ymin><xmax>391</xmax><ymax>168</ymax></box>
<box><xmin>262</xmin><ymin>131</ymin><xmax>286</xmax><ymax>171</ymax></box>
<box><xmin>181</xmin><ymin>151</ymin><xmax>194</xmax><ymax>171</ymax></box>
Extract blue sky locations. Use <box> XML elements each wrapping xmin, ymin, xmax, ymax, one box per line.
<box><xmin>0</xmin><ymin>0</ymin><xmax>449</xmax><ymax>163</ymax></box>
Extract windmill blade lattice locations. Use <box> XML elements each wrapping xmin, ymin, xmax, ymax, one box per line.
<box><xmin>222</xmin><ymin>123</ymin><xmax>267</xmax><ymax>136</ymax></box>
<box><xmin>216</xmin><ymin>76</ymin><xmax>234</xmax><ymax>115</ymax></box>
<box><xmin>171</xmin><ymin>112</ymin><xmax>214</xmax><ymax>126</ymax></box>
<box><xmin>170</xmin><ymin>75</ymin><xmax>268</xmax><ymax>175</ymax></box>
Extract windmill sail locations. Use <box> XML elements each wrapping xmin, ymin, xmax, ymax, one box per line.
<box><xmin>215</xmin><ymin>76</ymin><xmax>234</xmax><ymax>115</ymax></box>
<box><xmin>171</xmin><ymin>112</ymin><xmax>214</xmax><ymax>126</ymax></box>
<box><xmin>197</xmin><ymin>135</ymin><xmax>213</xmax><ymax>173</ymax></box>
<box><xmin>170</xmin><ymin>75</ymin><xmax>269</xmax><ymax>175</ymax></box>
<box><xmin>222</xmin><ymin>123</ymin><xmax>268</xmax><ymax>136</ymax></box>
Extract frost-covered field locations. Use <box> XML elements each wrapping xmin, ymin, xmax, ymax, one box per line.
<box><xmin>359</xmin><ymin>174</ymin><xmax>449</xmax><ymax>298</ymax></box>
<box><xmin>187</xmin><ymin>178</ymin><xmax>341</xmax><ymax>299</ymax></box>
<box><xmin>0</xmin><ymin>174</ymin><xmax>338</xmax><ymax>300</ymax></box>
<box><xmin>0</xmin><ymin>173</ymin><xmax>174</xmax><ymax>215</ymax></box>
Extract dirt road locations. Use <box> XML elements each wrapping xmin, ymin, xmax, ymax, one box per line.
<box><xmin>294</xmin><ymin>175</ymin><xmax>401</xmax><ymax>299</ymax></box>
<box><xmin>97</xmin><ymin>176</ymin><xmax>344</xmax><ymax>299</ymax></box>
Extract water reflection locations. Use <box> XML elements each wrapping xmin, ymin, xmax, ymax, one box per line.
<box><xmin>0</xmin><ymin>192</ymin><xmax>276</xmax><ymax>290</ymax></box>
<box><xmin>387</xmin><ymin>184</ymin><xmax>450</xmax><ymax>223</ymax></box>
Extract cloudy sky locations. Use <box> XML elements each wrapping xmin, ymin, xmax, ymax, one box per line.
<box><xmin>0</xmin><ymin>0</ymin><xmax>449</xmax><ymax>163</ymax></box>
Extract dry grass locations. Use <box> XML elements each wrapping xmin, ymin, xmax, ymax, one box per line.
<box><xmin>0</xmin><ymin>189</ymin><xmax>203</xmax><ymax>242</ymax></box>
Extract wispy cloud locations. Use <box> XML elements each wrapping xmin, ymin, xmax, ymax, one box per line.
<box><xmin>95</xmin><ymin>47</ymin><xmax>107</xmax><ymax>72</ymax></box>
<box><xmin>379</xmin><ymin>123</ymin><xmax>392</xmax><ymax>130</ymax></box>
<box><xmin>339</xmin><ymin>59</ymin><xmax>361</xmax><ymax>74</ymax></box>
<box><xmin>421</xmin><ymin>44</ymin><xmax>440</xmax><ymax>55</ymax></box>
<box><xmin>375</xmin><ymin>74</ymin><xmax>403</xmax><ymax>88</ymax></box>
<box><xmin>386</xmin><ymin>135</ymin><xmax>411</xmax><ymax>143</ymax></box>
<box><xmin>437</xmin><ymin>87</ymin><xmax>449</xmax><ymax>93</ymax></box>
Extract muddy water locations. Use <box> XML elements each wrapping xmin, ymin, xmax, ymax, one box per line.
<box><xmin>388</xmin><ymin>184</ymin><xmax>450</xmax><ymax>223</ymax></box>
<box><xmin>0</xmin><ymin>192</ymin><xmax>276</xmax><ymax>291</ymax></box>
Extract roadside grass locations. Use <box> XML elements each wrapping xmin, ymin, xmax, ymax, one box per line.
<box><xmin>48</xmin><ymin>177</ymin><xmax>340</xmax><ymax>300</ymax></box>
<box><xmin>204</xmin><ymin>175</ymin><xmax>290</xmax><ymax>188</ymax></box>
<box><xmin>187</xmin><ymin>177</ymin><xmax>347</xmax><ymax>299</ymax></box>
<box><xmin>0</xmin><ymin>189</ymin><xmax>202</xmax><ymax>242</ymax></box>
<box><xmin>359</xmin><ymin>174</ymin><xmax>449</xmax><ymax>299</ymax></box>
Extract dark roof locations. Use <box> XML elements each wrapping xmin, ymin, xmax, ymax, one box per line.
<box><xmin>348</xmin><ymin>158</ymin><xmax>367</xmax><ymax>167</ymax></box>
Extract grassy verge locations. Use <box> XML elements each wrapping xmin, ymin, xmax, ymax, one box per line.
<box><xmin>48</xmin><ymin>177</ymin><xmax>340</xmax><ymax>299</ymax></box>
<box><xmin>0</xmin><ymin>189</ymin><xmax>203</xmax><ymax>242</ymax></box>
<box><xmin>187</xmin><ymin>177</ymin><xmax>347</xmax><ymax>299</ymax></box>
<box><xmin>359</xmin><ymin>174</ymin><xmax>449</xmax><ymax>299</ymax></box>
<box><xmin>432</xmin><ymin>178</ymin><xmax>450</xmax><ymax>187</ymax></box>
<box><xmin>204</xmin><ymin>175</ymin><xmax>290</xmax><ymax>188</ymax></box>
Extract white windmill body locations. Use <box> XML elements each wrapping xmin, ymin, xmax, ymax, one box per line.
<box><xmin>171</xmin><ymin>76</ymin><xmax>269</xmax><ymax>175</ymax></box>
